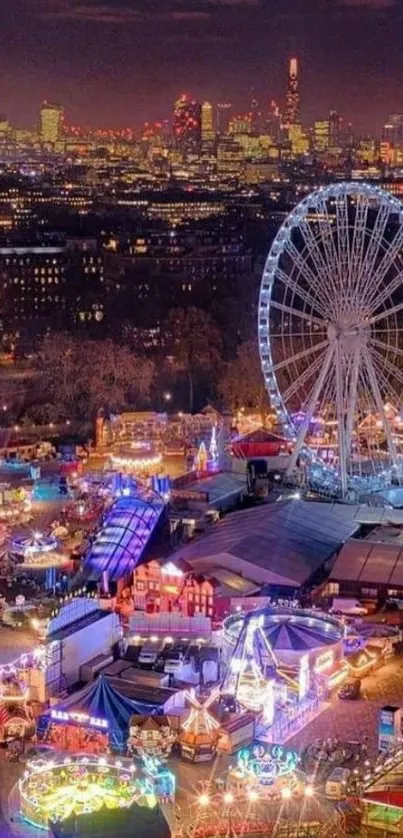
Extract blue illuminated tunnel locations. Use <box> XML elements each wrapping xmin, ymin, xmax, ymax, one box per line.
<box><xmin>81</xmin><ymin>485</ymin><xmax>165</xmax><ymax>582</ymax></box>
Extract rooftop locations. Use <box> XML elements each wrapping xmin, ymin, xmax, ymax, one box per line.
<box><xmin>169</xmin><ymin>500</ymin><xmax>360</xmax><ymax>588</ymax></box>
<box><xmin>331</xmin><ymin>538</ymin><xmax>403</xmax><ymax>586</ymax></box>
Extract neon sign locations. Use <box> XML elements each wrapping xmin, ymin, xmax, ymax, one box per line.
<box><xmin>50</xmin><ymin>709</ymin><xmax>108</xmax><ymax>729</ymax></box>
<box><xmin>299</xmin><ymin>654</ymin><xmax>310</xmax><ymax>700</ymax></box>
<box><xmin>314</xmin><ymin>650</ymin><xmax>334</xmax><ymax>674</ymax></box>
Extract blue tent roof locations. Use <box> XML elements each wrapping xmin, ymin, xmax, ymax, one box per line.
<box><xmin>71</xmin><ymin>675</ymin><xmax>146</xmax><ymax>728</ymax></box>
<box><xmin>81</xmin><ymin>491</ymin><xmax>165</xmax><ymax>582</ymax></box>
<box><xmin>39</xmin><ymin>675</ymin><xmax>161</xmax><ymax>752</ymax></box>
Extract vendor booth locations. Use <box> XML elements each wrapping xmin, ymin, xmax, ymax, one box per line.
<box><xmin>128</xmin><ymin>715</ymin><xmax>176</xmax><ymax>758</ymax></box>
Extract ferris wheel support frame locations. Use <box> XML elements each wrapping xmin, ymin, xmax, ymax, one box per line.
<box><xmin>335</xmin><ymin>340</ymin><xmax>348</xmax><ymax>498</ymax></box>
<box><xmin>345</xmin><ymin>344</ymin><xmax>361</xmax><ymax>470</ymax></box>
<box><xmin>285</xmin><ymin>343</ymin><xmax>335</xmax><ymax>476</ymax></box>
<box><xmin>363</xmin><ymin>346</ymin><xmax>399</xmax><ymax>473</ymax></box>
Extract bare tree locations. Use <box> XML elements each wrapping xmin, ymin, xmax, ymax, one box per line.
<box><xmin>32</xmin><ymin>333</ymin><xmax>155</xmax><ymax>421</ymax></box>
<box><xmin>219</xmin><ymin>340</ymin><xmax>269</xmax><ymax>425</ymax></box>
<box><xmin>165</xmin><ymin>307</ymin><xmax>222</xmax><ymax>411</ymax></box>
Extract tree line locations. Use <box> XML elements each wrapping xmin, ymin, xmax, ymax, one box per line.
<box><xmin>17</xmin><ymin>306</ymin><xmax>269</xmax><ymax>425</ymax></box>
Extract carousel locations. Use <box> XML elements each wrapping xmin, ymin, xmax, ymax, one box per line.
<box><xmin>221</xmin><ymin>608</ymin><xmax>347</xmax><ymax>741</ymax></box>
<box><xmin>18</xmin><ymin>754</ymin><xmax>147</xmax><ymax>830</ymax></box>
<box><xmin>110</xmin><ymin>443</ymin><xmax>163</xmax><ymax>476</ymax></box>
<box><xmin>11</xmin><ymin>532</ymin><xmax>69</xmax><ymax>589</ymax></box>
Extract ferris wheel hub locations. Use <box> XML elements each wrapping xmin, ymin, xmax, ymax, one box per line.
<box><xmin>327</xmin><ymin>321</ymin><xmax>369</xmax><ymax>353</ymax></box>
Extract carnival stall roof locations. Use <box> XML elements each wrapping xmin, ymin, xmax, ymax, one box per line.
<box><xmin>330</xmin><ymin>539</ymin><xmax>403</xmax><ymax>587</ymax></box>
<box><xmin>38</xmin><ymin>675</ymin><xmax>162</xmax><ymax>751</ymax></box>
<box><xmin>169</xmin><ymin>501</ymin><xmax>360</xmax><ymax>588</ymax></box>
<box><xmin>232</xmin><ymin>428</ymin><xmax>289</xmax><ymax>458</ymax></box>
<box><xmin>80</xmin><ymin>486</ymin><xmax>165</xmax><ymax>582</ymax></box>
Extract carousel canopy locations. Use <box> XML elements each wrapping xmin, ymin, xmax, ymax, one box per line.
<box><xmin>262</xmin><ymin>616</ymin><xmax>341</xmax><ymax>652</ymax></box>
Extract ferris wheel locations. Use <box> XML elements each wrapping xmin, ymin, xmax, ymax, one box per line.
<box><xmin>258</xmin><ymin>182</ymin><xmax>403</xmax><ymax>498</ymax></box>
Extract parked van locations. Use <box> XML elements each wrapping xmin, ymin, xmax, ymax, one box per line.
<box><xmin>331</xmin><ymin>598</ymin><xmax>367</xmax><ymax>616</ymax></box>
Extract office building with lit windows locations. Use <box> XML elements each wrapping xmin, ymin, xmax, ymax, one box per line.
<box><xmin>314</xmin><ymin>120</ymin><xmax>330</xmax><ymax>153</ymax></box>
<box><xmin>0</xmin><ymin>239</ymin><xmax>106</xmax><ymax>341</ymax></box>
<box><xmin>40</xmin><ymin>102</ymin><xmax>64</xmax><ymax>145</ymax></box>
<box><xmin>0</xmin><ymin>246</ymin><xmax>66</xmax><ymax>328</ymax></box>
<box><xmin>201</xmin><ymin>102</ymin><xmax>214</xmax><ymax>141</ymax></box>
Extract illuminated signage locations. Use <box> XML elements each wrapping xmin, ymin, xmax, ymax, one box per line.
<box><xmin>314</xmin><ymin>651</ymin><xmax>334</xmax><ymax>674</ymax></box>
<box><xmin>50</xmin><ymin>709</ymin><xmax>108</xmax><ymax>729</ymax></box>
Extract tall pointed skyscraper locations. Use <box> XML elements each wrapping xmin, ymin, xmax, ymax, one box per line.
<box><xmin>284</xmin><ymin>57</ymin><xmax>300</xmax><ymax>128</ymax></box>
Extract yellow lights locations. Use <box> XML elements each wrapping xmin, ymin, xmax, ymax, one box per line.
<box><xmin>314</xmin><ymin>650</ymin><xmax>334</xmax><ymax>674</ymax></box>
<box><xmin>150</xmin><ymin>636</ymin><xmax>158</xmax><ymax>643</ymax></box>
<box><xmin>111</xmin><ymin>453</ymin><xmax>162</xmax><ymax>471</ymax></box>
<box><xmin>304</xmin><ymin>785</ymin><xmax>314</xmax><ymax>797</ymax></box>
<box><xmin>223</xmin><ymin>792</ymin><xmax>234</xmax><ymax>804</ymax></box>
<box><xmin>248</xmin><ymin>790</ymin><xmax>259</xmax><ymax>802</ymax></box>
<box><xmin>281</xmin><ymin>787</ymin><xmax>292</xmax><ymax>800</ymax></box>
<box><xmin>198</xmin><ymin>793</ymin><xmax>210</xmax><ymax>806</ymax></box>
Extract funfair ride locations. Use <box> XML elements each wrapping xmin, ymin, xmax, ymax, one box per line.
<box><xmin>258</xmin><ymin>182</ymin><xmax>403</xmax><ymax>499</ymax></box>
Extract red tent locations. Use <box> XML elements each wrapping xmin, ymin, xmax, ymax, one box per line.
<box><xmin>232</xmin><ymin>429</ymin><xmax>289</xmax><ymax>459</ymax></box>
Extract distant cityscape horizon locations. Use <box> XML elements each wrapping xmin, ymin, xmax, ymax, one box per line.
<box><xmin>1</xmin><ymin>55</ymin><xmax>402</xmax><ymax>137</ymax></box>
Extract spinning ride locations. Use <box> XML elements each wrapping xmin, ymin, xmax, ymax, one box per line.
<box><xmin>221</xmin><ymin>607</ymin><xmax>345</xmax><ymax>737</ymax></box>
<box><xmin>18</xmin><ymin>755</ymin><xmax>152</xmax><ymax>830</ymax></box>
<box><xmin>258</xmin><ymin>182</ymin><xmax>403</xmax><ymax>498</ymax></box>
<box><xmin>227</xmin><ymin>744</ymin><xmax>302</xmax><ymax>800</ymax></box>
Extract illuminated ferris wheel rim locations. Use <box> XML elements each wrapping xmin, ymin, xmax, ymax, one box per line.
<box><xmin>258</xmin><ymin>181</ymin><xmax>403</xmax><ymax>497</ymax></box>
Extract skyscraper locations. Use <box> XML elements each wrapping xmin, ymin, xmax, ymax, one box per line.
<box><xmin>40</xmin><ymin>102</ymin><xmax>64</xmax><ymax>145</ymax></box>
<box><xmin>329</xmin><ymin>110</ymin><xmax>342</xmax><ymax>148</ymax></box>
<box><xmin>250</xmin><ymin>98</ymin><xmax>261</xmax><ymax>134</ymax></box>
<box><xmin>383</xmin><ymin>114</ymin><xmax>403</xmax><ymax>146</ymax></box>
<box><xmin>216</xmin><ymin>103</ymin><xmax>232</xmax><ymax>136</ymax></box>
<box><xmin>284</xmin><ymin>58</ymin><xmax>300</xmax><ymax>128</ymax></box>
<box><xmin>201</xmin><ymin>102</ymin><xmax>214</xmax><ymax>141</ymax></box>
<box><xmin>173</xmin><ymin>94</ymin><xmax>202</xmax><ymax>156</ymax></box>
<box><xmin>314</xmin><ymin>120</ymin><xmax>330</xmax><ymax>153</ymax></box>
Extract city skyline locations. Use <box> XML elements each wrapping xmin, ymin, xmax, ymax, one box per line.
<box><xmin>1</xmin><ymin>0</ymin><xmax>403</xmax><ymax>131</ymax></box>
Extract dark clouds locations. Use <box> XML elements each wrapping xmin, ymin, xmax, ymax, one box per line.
<box><xmin>1</xmin><ymin>0</ymin><xmax>403</xmax><ymax>130</ymax></box>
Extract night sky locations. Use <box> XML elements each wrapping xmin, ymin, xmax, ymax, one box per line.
<box><xmin>2</xmin><ymin>0</ymin><xmax>403</xmax><ymax>131</ymax></box>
